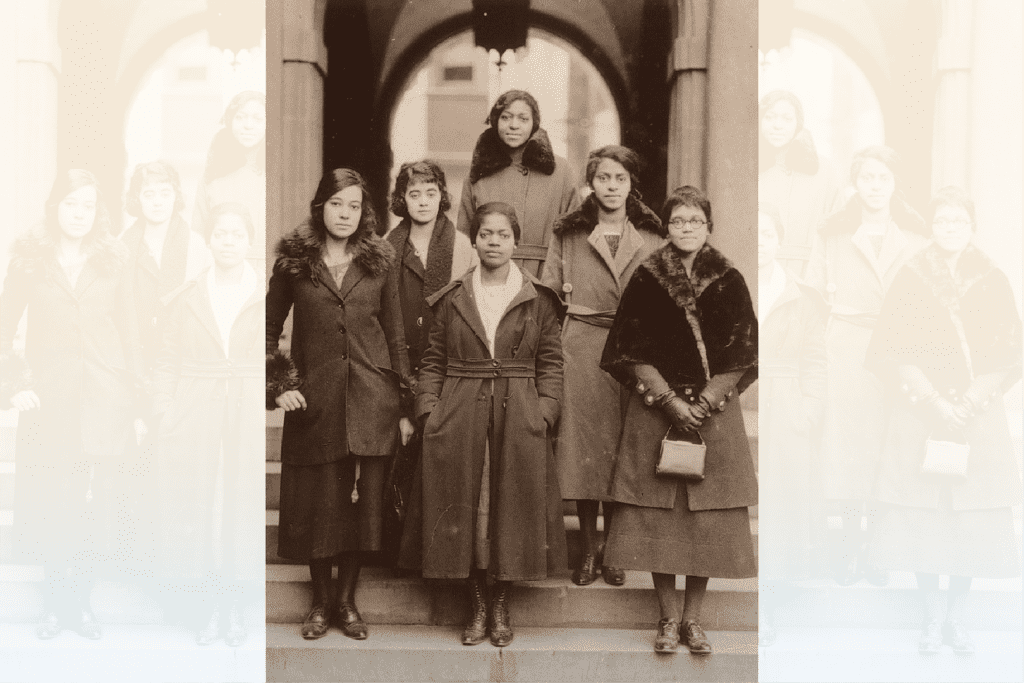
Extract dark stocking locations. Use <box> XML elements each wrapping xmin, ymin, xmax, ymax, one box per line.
<box><xmin>309</xmin><ymin>558</ymin><xmax>333</xmax><ymax>607</ymax></box>
<box><xmin>652</xmin><ymin>573</ymin><xmax>679</xmax><ymax>620</ymax></box>
<box><xmin>681</xmin><ymin>575</ymin><xmax>709</xmax><ymax>623</ymax></box>
<box><xmin>577</xmin><ymin>500</ymin><xmax>599</xmax><ymax>556</ymax></box>
<box><xmin>337</xmin><ymin>552</ymin><xmax>362</xmax><ymax>607</ymax></box>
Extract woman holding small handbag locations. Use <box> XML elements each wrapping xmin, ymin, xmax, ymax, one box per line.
<box><xmin>865</xmin><ymin>187</ymin><xmax>1022</xmax><ymax>654</ymax></box>
<box><xmin>600</xmin><ymin>186</ymin><xmax>758</xmax><ymax>654</ymax></box>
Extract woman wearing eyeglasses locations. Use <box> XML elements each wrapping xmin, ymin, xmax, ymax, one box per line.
<box><xmin>866</xmin><ymin>187</ymin><xmax>1021</xmax><ymax>654</ymax></box>
<box><xmin>600</xmin><ymin>186</ymin><xmax>757</xmax><ymax>654</ymax></box>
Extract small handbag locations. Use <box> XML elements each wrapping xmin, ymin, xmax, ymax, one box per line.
<box><xmin>921</xmin><ymin>436</ymin><xmax>970</xmax><ymax>478</ymax></box>
<box><xmin>656</xmin><ymin>427</ymin><xmax>706</xmax><ymax>481</ymax></box>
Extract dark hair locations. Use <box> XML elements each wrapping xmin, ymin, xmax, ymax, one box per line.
<box><xmin>309</xmin><ymin>168</ymin><xmax>378</xmax><ymax>242</ymax></box>
<box><xmin>45</xmin><ymin>169</ymin><xmax>114</xmax><ymax>242</ymax></box>
<box><xmin>585</xmin><ymin>145</ymin><xmax>642</xmax><ymax>199</ymax></box>
<box><xmin>929</xmin><ymin>186</ymin><xmax>977</xmax><ymax>232</ymax></box>
<box><xmin>758</xmin><ymin>201</ymin><xmax>785</xmax><ymax>241</ymax></box>
<box><xmin>849</xmin><ymin>145</ymin><xmax>901</xmax><ymax>186</ymax></box>
<box><xmin>487</xmin><ymin>90</ymin><xmax>541</xmax><ymax>137</ymax></box>
<box><xmin>662</xmin><ymin>186</ymin><xmax>713</xmax><ymax>233</ymax></box>
<box><xmin>207</xmin><ymin>202</ymin><xmax>255</xmax><ymax>242</ymax></box>
<box><xmin>389</xmin><ymin>160</ymin><xmax>452</xmax><ymax>219</ymax></box>
<box><xmin>822</xmin><ymin>146</ymin><xmax>927</xmax><ymax>236</ymax></box>
<box><xmin>125</xmin><ymin>160</ymin><xmax>185</xmax><ymax>218</ymax></box>
<box><xmin>470</xmin><ymin>202</ymin><xmax>521</xmax><ymax>245</ymax></box>
<box><xmin>202</xmin><ymin>90</ymin><xmax>266</xmax><ymax>183</ymax></box>
<box><xmin>758</xmin><ymin>90</ymin><xmax>819</xmax><ymax>175</ymax></box>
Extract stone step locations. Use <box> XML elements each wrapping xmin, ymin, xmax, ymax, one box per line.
<box><xmin>266</xmin><ymin>623</ymin><xmax>756</xmax><ymax>682</ymax></box>
<box><xmin>758</xmin><ymin>626</ymin><xmax>1023</xmax><ymax>682</ymax></box>
<box><xmin>266</xmin><ymin>564</ymin><xmax>757</xmax><ymax>631</ymax></box>
<box><xmin>264</xmin><ymin>510</ymin><xmax>759</xmax><ymax>567</ymax></box>
<box><xmin>0</xmin><ymin>622</ymin><xmax>264</xmax><ymax>683</ymax></box>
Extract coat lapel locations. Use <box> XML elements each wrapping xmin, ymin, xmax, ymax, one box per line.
<box><xmin>188</xmin><ymin>276</ymin><xmax>228</xmax><ymax>354</ymax></box>
<box><xmin>335</xmin><ymin>261</ymin><xmax>366</xmax><ymax>301</ymax></box>
<box><xmin>766</xmin><ymin>275</ymin><xmax>803</xmax><ymax>321</ymax></box>
<box><xmin>451</xmin><ymin>277</ymin><xmax>492</xmax><ymax>353</ymax></box>
<box><xmin>586</xmin><ymin>227</ymin><xmax>620</xmax><ymax>284</ymax></box>
<box><xmin>402</xmin><ymin>242</ymin><xmax>425</xmax><ymax>281</ymax></box>
<box><xmin>73</xmin><ymin>259</ymin><xmax>100</xmax><ymax>297</ymax></box>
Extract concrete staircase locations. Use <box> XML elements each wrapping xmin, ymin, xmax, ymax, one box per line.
<box><xmin>263</xmin><ymin>409</ymin><xmax>759</xmax><ymax>682</ymax></box>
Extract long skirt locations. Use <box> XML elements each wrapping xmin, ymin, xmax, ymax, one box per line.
<box><xmin>603</xmin><ymin>480</ymin><xmax>757</xmax><ymax>578</ymax></box>
<box><xmin>278</xmin><ymin>455</ymin><xmax>389</xmax><ymax>560</ymax></box>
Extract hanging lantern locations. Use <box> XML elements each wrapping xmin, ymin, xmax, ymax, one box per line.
<box><xmin>472</xmin><ymin>0</ymin><xmax>530</xmax><ymax>55</ymax></box>
<box><xmin>208</xmin><ymin>0</ymin><xmax>265</xmax><ymax>56</ymax></box>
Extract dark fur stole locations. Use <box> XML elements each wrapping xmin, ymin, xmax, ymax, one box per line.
<box><xmin>469</xmin><ymin>127</ymin><xmax>557</xmax><ymax>184</ymax></box>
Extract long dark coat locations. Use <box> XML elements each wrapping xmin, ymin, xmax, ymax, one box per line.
<box><xmin>152</xmin><ymin>268</ymin><xmax>264</xmax><ymax>583</ymax></box>
<box><xmin>265</xmin><ymin>224</ymin><xmax>411</xmax><ymax>464</ymax></box>
<box><xmin>399</xmin><ymin>265</ymin><xmax>567</xmax><ymax>581</ymax></box>
<box><xmin>758</xmin><ymin>271</ymin><xmax>828</xmax><ymax>580</ymax></box>
<box><xmin>601</xmin><ymin>243</ymin><xmax>759</xmax><ymax>512</ymax></box>
<box><xmin>866</xmin><ymin>243</ymin><xmax>1022</xmax><ymax>511</ymax></box>
<box><xmin>0</xmin><ymin>229</ymin><xmax>135</xmax><ymax>566</ymax></box>
<box><xmin>540</xmin><ymin>194</ymin><xmax>665</xmax><ymax>500</ymax></box>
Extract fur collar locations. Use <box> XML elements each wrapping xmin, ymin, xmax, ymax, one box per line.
<box><xmin>905</xmin><ymin>242</ymin><xmax>996</xmax><ymax>315</ymax></box>
<box><xmin>273</xmin><ymin>221</ymin><xmax>395</xmax><ymax>280</ymax></box>
<box><xmin>469</xmin><ymin>127</ymin><xmax>556</xmax><ymax>183</ymax></box>
<box><xmin>644</xmin><ymin>242</ymin><xmax>734</xmax><ymax>309</ymax></box>
<box><xmin>552</xmin><ymin>194</ymin><xmax>665</xmax><ymax>237</ymax></box>
<box><xmin>9</xmin><ymin>225</ymin><xmax>127</xmax><ymax>276</ymax></box>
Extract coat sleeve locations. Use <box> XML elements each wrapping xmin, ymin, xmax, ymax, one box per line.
<box><xmin>539</xmin><ymin>232</ymin><xmax>565</xmax><ymax>301</ymax></box>
<box><xmin>600</xmin><ymin>268</ymin><xmax>665</xmax><ymax>388</ymax></box>
<box><xmin>0</xmin><ymin>263</ymin><xmax>33</xmax><ymax>403</ymax></box>
<box><xmin>414</xmin><ymin>295</ymin><xmax>449</xmax><ymax>419</ymax></box>
<box><xmin>699</xmin><ymin>269</ymin><xmax>758</xmax><ymax>390</ymax></box>
<box><xmin>265</xmin><ymin>260</ymin><xmax>300</xmax><ymax>409</ymax></box>
<box><xmin>456</xmin><ymin>177</ymin><xmax>476</xmax><ymax>236</ymax></box>
<box><xmin>534</xmin><ymin>290</ymin><xmax>565</xmax><ymax>427</ymax></box>
<box><xmin>380</xmin><ymin>263</ymin><xmax>414</xmax><ymax>411</ymax></box>
<box><xmin>151</xmin><ymin>293</ymin><xmax>183</xmax><ymax>416</ymax></box>
<box><xmin>559</xmin><ymin>163</ymin><xmax>582</xmax><ymax>215</ymax></box>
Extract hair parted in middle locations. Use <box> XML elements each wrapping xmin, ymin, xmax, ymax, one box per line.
<box><xmin>389</xmin><ymin>159</ymin><xmax>452</xmax><ymax>219</ymax></box>
<box><xmin>929</xmin><ymin>185</ymin><xmax>977</xmax><ymax>231</ymax></box>
<box><xmin>470</xmin><ymin>201</ymin><xmax>521</xmax><ymax>245</ymax></box>
<box><xmin>125</xmin><ymin>160</ymin><xmax>186</xmax><ymax>218</ymax></box>
<box><xmin>585</xmin><ymin>145</ymin><xmax>642</xmax><ymax>199</ymax></box>
<box><xmin>487</xmin><ymin>89</ymin><xmax>541</xmax><ymax>136</ymax></box>
<box><xmin>309</xmin><ymin>168</ymin><xmax>379</xmax><ymax>242</ymax></box>
<box><xmin>207</xmin><ymin>202</ymin><xmax>256</xmax><ymax>243</ymax></box>
<box><xmin>662</xmin><ymin>185</ymin><xmax>713</xmax><ymax>233</ymax></box>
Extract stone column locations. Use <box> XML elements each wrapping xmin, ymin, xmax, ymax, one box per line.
<box><xmin>666</xmin><ymin>0</ymin><xmax>708</xmax><ymax>191</ymax></box>
<box><xmin>931</xmin><ymin>0</ymin><xmax>972</xmax><ymax>193</ymax></box>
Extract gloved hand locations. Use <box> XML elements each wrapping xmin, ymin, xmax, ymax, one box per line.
<box><xmin>930</xmin><ymin>397</ymin><xmax>966</xmax><ymax>431</ymax></box>
<box><xmin>663</xmin><ymin>395</ymin><xmax>704</xmax><ymax>432</ymax></box>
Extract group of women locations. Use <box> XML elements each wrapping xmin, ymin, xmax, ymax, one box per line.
<box><xmin>0</xmin><ymin>91</ymin><xmax>267</xmax><ymax>645</ymax></box>
<box><xmin>757</xmin><ymin>90</ymin><xmax>1022</xmax><ymax>654</ymax></box>
<box><xmin>265</xmin><ymin>89</ymin><xmax>759</xmax><ymax>653</ymax></box>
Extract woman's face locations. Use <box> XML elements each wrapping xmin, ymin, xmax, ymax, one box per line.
<box><xmin>323</xmin><ymin>185</ymin><xmax>362</xmax><ymax>242</ymax></box>
<box><xmin>475</xmin><ymin>213</ymin><xmax>516</xmax><ymax>270</ymax></box>
<box><xmin>667</xmin><ymin>204</ymin><xmax>709</xmax><ymax>256</ymax></box>
<box><xmin>761</xmin><ymin>100</ymin><xmax>798</xmax><ymax>148</ymax></box>
<box><xmin>590</xmin><ymin>158</ymin><xmax>631</xmax><ymax>213</ymax></box>
<box><xmin>57</xmin><ymin>184</ymin><xmax>98</xmax><ymax>240</ymax></box>
<box><xmin>931</xmin><ymin>204</ymin><xmax>973</xmax><ymax>255</ymax></box>
<box><xmin>758</xmin><ymin>212</ymin><xmax>780</xmax><ymax>268</ymax></box>
<box><xmin>232</xmin><ymin>99</ymin><xmax>266</xmax><ymax>148</ymax></box>
<box><xmin>209</xmin><ymin>213</ymin><xmax>251</xmax><ymax>269</ymax></box>
<box><xmin>854</xmin><ymin>157</ymin><xmax>896</xmax><ymax>211</ymax></box>
<box><xmin>404</xmin><ymin>179</ymin><xmax>442</xmax><ymax>226</ymax></box>
<box><xmin>496</xmin><ymin>99</ymin><xmax>534</xmax><ymax>150</ymax></box>
<box><xmin>139</xmin><ymin>180</ymin><xmax>175</xmax><ymax>225</ymax></box>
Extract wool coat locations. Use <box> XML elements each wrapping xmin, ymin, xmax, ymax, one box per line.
<box><xmin>540</xmin><ymin>194</ymin><xmax>665</xmax><ymax>501</ymax></box>
<box><xmin>804</xmin><ymin>201</ymin><xmax>928</xmax><ymax>500</ymax></box>
<box><xmin>152</xmin><ymin>268</ymin><xmax>264</xmax><ymax>583</ymax></box>
<box><xmin>398</xmin><ymin>264</ymin><xmax>567</xmax><ymax>581</ymax></box>
<box><xmin>457</xmin><ymin>127</ymin><xmax>580</xmax><ymax>276</ymax></box>
<box><xmin>265</xmin><ymin>225</ymin><xmax>411</xmax><ymax>465</ymax></box>
<box><xmin>601</xmin><ymin>243</ymin><xmax>759</xmax><ymax>513</ymax></box>
<box><xmin>866</xmin><ymin>243</ymin><xmax>1022</xmax><ymax>511</ymax></box>
<box><xmin>0</xmin><ymin>229</ymin><xmax>135</xmax><ymax>566</ymax></box>
<box><xmin>757</xmin><ymin>270</ymin><xmax>828</xmax><ymax>580</ymax></box>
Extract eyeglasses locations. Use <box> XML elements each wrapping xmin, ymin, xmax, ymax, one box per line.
<box><xmin>668</xmin><ymin>218</ymin><xmax>708</xmax><ymax>229</ymax></box>
<box><xmin>932</xmin><ymin>219</ymin><xmax>971</xmax><ymax>228</ymax></box>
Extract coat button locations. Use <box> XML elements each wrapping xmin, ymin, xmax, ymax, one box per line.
<box><xmin>151</xmin><ymin>317</ymin><xmax>158</xmax><ymax>327</ymax></box>
<box><xmin>636</xmin><ymin>382</ymin><xmax>646</xmax><ymax>394</ymax></box>
<box><xmin>337</xmin><ymin>303</ymin><xmax>343</xmax><ymax>309</ymax></box>
<box><xmin>718</xmin><ymin>400</ymin><xmax>726</xmax><ymax>410</ymax></box>
<box><xmin>416</xmin><ymin>317</ymin><xmax>423</xmax><ymax>327</ymax></box>
<box><xmin>341</xmin><ymin>353</ymin><xmax>348</xmax><ymax>361</ymax></box>
<box><xmin>562</xmin><ymin>283</ymin><xmax>573</xmax><ymax>294</ymax></box>
<box><xmin>493</xmin><ymin>369</ymin><xmax>500</xmax><ymax>377</ymax></box>
<box><xmin>826</xmin><ymin>283</ymin><xmax>837</xmax><ymax>293</ymax></box>
<box><xmin>644</xmin><ymin>394</ymin><xmax>654</xmax><ymax>406</ymax></box>
<box><xmin>492</xmin><ymin>359</ymin><xmax>499</xmax><ymax>367</ymax></box>
<box><xmin>339</xmin><ymin>326</ymin><xmax>346</xmax><ymax>334</ymax></box>
<box><xmin>684</xmin><ymin>388</ymin><xmax>692</xmax><ymax>395</ymax></box>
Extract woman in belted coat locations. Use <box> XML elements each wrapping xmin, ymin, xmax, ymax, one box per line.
<box><xmin>399</xmin><ymin>202</ymin><xmax>567</xmax><ymax>648</ymax></box>
<box><xmin>804</xmin><ymin>146</ymin><xmax>928</xmax><ymax>586</ymax></box>
<box><xmin>601</xmin><ymin>186</ymin><xmax>758</xmax><ymax>655</ymax></box>
<box><xmin>266</xmin><ymin>168</ymin><xmax>413</xmax><ymax>641</ymax></box>
<box><xmin>0</xmin><ymin>169</ymin><xmax>135</xmax><ymax>640</ymax></box>
<box><xmin>866</xmin><ymin>187</ymin><xmax>1021</xmax><ymax>654</ymax></box>
<box><xmin>153</xmin><ymin>203</ymin><xmax>264</xmax><ymax>646</ymax></box>
<box><xmin>755</xmin><ymin>203</ymin><xmax>828</xmax><ymax>646</ymax></box>
<box><xmin>541</xmin><ymin>145</ymin><xmax>665</xmax><ymax>587</ymax></box>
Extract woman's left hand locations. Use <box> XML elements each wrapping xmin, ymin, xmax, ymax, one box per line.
<box><xmin>133</xmin><ymin>418</ymin><xmax>148</xmax><ymax>445</ymax></box>
<box><xmin>399</xmin><ymin>417</ymin><xmax>415</xmax><ymax>446</ymax></box>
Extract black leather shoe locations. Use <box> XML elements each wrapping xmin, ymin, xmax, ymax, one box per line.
<box><xmin>601</xmin><ymin>565</ymin><xmax>626</xmax><ymax>586</ymax></box>
<box><xmin>654</xmin><ymin>618</ymin><xmax>680</xmax><ymax>652</ymax></box>
<box><xmin>224</xmin><ymin>602</ymin><xmax>247</xmax><ymax>647</ymax></box>
<box><xmin>337</xmin><ymin>603</ymin><xmax>368</xmax><ymax>640</ymax></box>
<box><xmin>196</xmin><ymin>607</ymin><xmax>221</xmax><ymax>646</ymax></box>
<box><xmin>300</xmin><ymin>603</ymin><xmax>330</xmax><ymax>640</ymax></box>
<box><xmin>833</xmin><ymin>552</ymin><xmax>862</xmax><ymax>586</ymax></box>
<box><xmin>918</xmin><ymin>619</ymin><xmax>943</xmax><ymax>653</ymax></box>
<box><xmin>572</xmin><ymin>553</ymin><xmax>598</xmax><ymax>586</ymax></box>
<box><xmin>74</xmin><ymin>608</ymin><xmax>102</xmax><ymax>640</ymax></box>
<box><xmin>489</xmin><ymin>583</ymin><xmax>513</xmax><ymax>647</ymax></box>
<box><xmin>35</xmin><ymin>611</ymin><xmax>62</xmax><ymax>640</ymax></box>
<box><xmin>943</xmin><ymin>620</ymin><xmax>974</xmax><ymax>653</ymax></box>
<box><xmin>462</xmin><ymin>578</ymin><xmax>488</xmax><ymax>646</ymax></box>
<box><xmin>682</xmin><ymin>620</ymin><xmax>712</xmax><ymax>654</ymax></box>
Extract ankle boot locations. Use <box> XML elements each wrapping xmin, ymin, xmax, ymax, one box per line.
<box><xmin>489</xmin><ymin>581</ymin><xmax>513</xmax><ymax>647</ymax></box>
<box><xmin>918</xmin><ymin>590</ymin><xmax>944</xmax><ymax>653</ymax></box>
<box><xmin>73</xmin><ymin>589</ymin><xmax>102</xmax><ymax>640</ymax></box>
<box><xmin>944</xmin><ymin>590</ymin><xmax>974</xmax><ymax>653</ymax></box>
<box><xmin>224</xmin><ymin>599</ymin><xmax>247</xmax><ymax>647</ymax></box>
<box><xmin>301</xmin><ymin>560</ymin><xmax>332</xmax><ymax>640</ymax></box>
<box><xmin>336</xmin><ymin>554</ymin><xmax>367</xmax><ymax>640</ymax></box>
<box><xmin>462</xmin><ymin>576</ymin><xmax>488</xmax><ymax>645</ymax></box>
<box><xmin>196</xmin><ymin>605</ymin><xmax>222</xmax><ymax>646</ymax></box>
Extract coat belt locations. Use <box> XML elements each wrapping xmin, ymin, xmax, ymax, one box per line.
<box><xmin>566</xmin><ymin>309</ymin><xmax>616</xmax><ymax>329</ymax></box>
<box><xmin>758</xmin><ymin>359</ymin><xmax>801</xmax><ymax>378</ymax></box>
<box><xmin>178</xmin><ymin>360</ymin><xmax>263</xmax><ymax>378</ymax></box>
<box><xmin>446</xmin><ymin>358</ymin><xmax>536</xmax><ymax>378</ymax></box>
